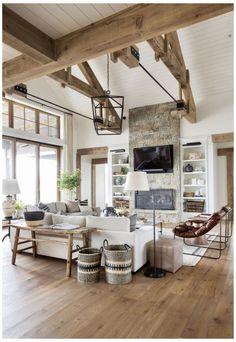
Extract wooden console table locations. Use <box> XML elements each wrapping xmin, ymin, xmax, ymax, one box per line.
<box><xmin>10</xmin><ymin>223</ymin><xmax>96</xmax><ymax>277</ymax></box>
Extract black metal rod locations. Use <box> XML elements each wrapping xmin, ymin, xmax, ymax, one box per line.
<box><xmin>139</xmin><ymin>62</ymin><xmax>178</xmax><ymax>103</ymax></box>
<box><xmin>26</xmin><ymin>92</ymin><xmax>94</xmax><ymax>121</ymax></box>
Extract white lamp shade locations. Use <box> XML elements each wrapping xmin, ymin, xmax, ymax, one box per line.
<box><xmin>124</xmin><ymin>171</ymin><xmax>149</xmax><ymax>191</ymax></box>
<box><xmin>2</xmin><ymin>179</ymin><xmax>20</xmax><ymax>195</ymax></box>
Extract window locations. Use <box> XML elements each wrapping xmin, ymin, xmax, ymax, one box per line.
<box><xmin>2</xmin><ymin>137</ymin><xmax>60</xmax><ymax>204</ymax></box>
<box><xmin>2</xmin><ymin>100</ymin><xmax>9</xmax><ymax>127</ymax></box>
<box><xmin>2</xmin><ymin>99</ymin><xmax>60</xmax><ymax>138</ymax></box>
<box><xmin>2</xmin><ymin>139</ymin><xmax>13</xmax><ymax>178</ymax></box>
<box><xmin>40</xmin><ymin>146</ymin><xmax>58</xmax><ymax>202</ymax></box>
<box><xmin>39</xmin><ymin>112</ymin><xmax>59</xmax><ymax>138</ymax></box>
<box><xmin>16</xmin><ymin>142</ymin><xmax>37</xmax><ymax>204</ymax></box>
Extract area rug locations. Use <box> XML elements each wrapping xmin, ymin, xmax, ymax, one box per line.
<box><xmin>161</xmin><ymin>228</ymin><xmax>218</xmax><ymax>267</ymax></box>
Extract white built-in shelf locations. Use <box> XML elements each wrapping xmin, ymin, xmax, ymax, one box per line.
<box><xmin>113</xmin><ymin>185</ymin><xmax>125</xmax><ymax>187</ymax></box>
<box><xmin>113</xmin><ymin>196</ymin><xmax>129</xmax><ymax>199</ymax></box>
<box><xmin>183</xmin><ymin>159</ymin><xmax>205</xmax><ymax>162</ymax></box>
<box><xmin>182</xmin><ymin>145</ymin><xmax>203</xmax><ymax>149</ymax></box>
<box><xmin>112</xmin><ymin>174</ymin><xmax>127</xmax><ymax>177</ymax></box>
<box><xmin>112</xmin><ymin>163</ymin><xmax>129</xmax><ymax>166</ymax></box>
<box><xmin>184</xmin><ymin>185</ymin><xmax>206</xmax><ymax>187</ymax></box>
<box><xmin>183</xmin><ymin>171</ymin><xmax>205</xmax><ymax>174</ymax></box>
<box><xmin>183</xmin><ymin>197</ymin><xmax>206</xmax><ymax>200</ymax></box>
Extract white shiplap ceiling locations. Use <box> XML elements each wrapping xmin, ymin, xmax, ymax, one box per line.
<box><xmin>2</xmin><ymin>4</ymin><xmax>234</xmax><ymax>118</ymax></box>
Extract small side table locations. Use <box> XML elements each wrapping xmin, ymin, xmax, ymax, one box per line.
<box><xmin>2</xmin><ymin>217</ymin><xmax>23</xmax><ymax>242</ymax></box>
<box><xmin>2</xmin><ymin>218</ymin><xmax>11</xmax><ymax>242</ymax></box>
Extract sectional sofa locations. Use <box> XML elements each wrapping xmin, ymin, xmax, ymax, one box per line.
<box><xmin>10</xmin><ymin>213</ymin><xmax>153</xmax><ymax>272</ymax></box>
<box><xmin>26</xmin><ymin>200</ymin><xmax>101</xmax><ymax>216</ymax></box>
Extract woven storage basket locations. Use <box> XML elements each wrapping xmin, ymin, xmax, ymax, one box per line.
<box><xmin>103</xmin><ymin>239</ymin><xmax>132</xmax><ymax>285</ymax></box>
<box><xmin>77</xmin><ymin>247</ymin><xmax>103</xmax><ymax>284</ymax></box>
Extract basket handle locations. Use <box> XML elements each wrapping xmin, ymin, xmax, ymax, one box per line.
<box><xmin>124</xmin><ymin>243</ymin><xmax>131</xmax><ymax>251</ymax></box>
<box><xmin>99</xmin><ymin>246</ymin><xmax>103</xmax><ymax>254</ymax></box>
<box><xmin>76</xmin><ymin>245</ymin><xmax>87</xmax><ymax>252</ymax></box>
<box><xmin>103</xmin><ymin>239</ymin><xmax>109</xmax><ymax>247</ymax></box>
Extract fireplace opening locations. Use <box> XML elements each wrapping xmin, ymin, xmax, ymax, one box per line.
<box><xmin>135</xmin><ymin>189</ymin><xmax>175</xmax><ymax>210</ymax></box>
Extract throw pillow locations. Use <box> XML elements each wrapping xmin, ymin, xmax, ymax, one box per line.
<box><xmin>65</xmin><ymin>200</ymin><xmax>80</xmax><ymax>213</ymax></box>
<box><xmin>46</xmin><ymin>202</ymin><xmax>58</xmax><ymax>214</ymax></box>
<box><xmin>55</xmin><ymin>201</ymin><xmax>67</xmax><ymax>213</ymax></box>
<box><xmin>38</xmin><ymin>202</ymin><xmax>49</xmax><ymax>211</ymax></box>
<box><xmin>79</xmin><ymin>199</ymin><xmax>88</xmax><ymax>206</ymax></box>
<box><xmin>79</xmin><ymin>205</ymin><xmax>92</xmax><ymax>212</ymax></box>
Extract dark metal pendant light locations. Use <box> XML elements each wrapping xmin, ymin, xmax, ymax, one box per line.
<box><xmin>91</xmin><ymin>55</ymin><xmax>124</xmax><ymax>135</ymax></box>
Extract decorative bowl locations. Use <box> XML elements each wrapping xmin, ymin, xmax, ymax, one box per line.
<box><xmin>24</xmin><ymin>211</ymin><xmax>45</xmax><ymax>226</ymax></box>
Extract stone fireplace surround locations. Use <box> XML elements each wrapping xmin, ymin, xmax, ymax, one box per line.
<box><xmin>129</xmin><ymin>102</ymin><xmax>181</xmax><ymax>223</ymax></box>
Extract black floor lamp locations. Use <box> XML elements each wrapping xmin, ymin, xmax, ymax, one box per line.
<box><xmin>125</xmin><ymin>171</ymin><xmax>166</xmax><ymax>278</ymax></box>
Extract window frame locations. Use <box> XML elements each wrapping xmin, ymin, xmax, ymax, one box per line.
<box><xmin>2</xmin><ymin>136</ymin><xmax>61</xmax><ymax>202</ymax></box>
<box><xmin>3</xmin><ymin>98</ymin><xmax>61</xmax><ymax>139</ymax></box>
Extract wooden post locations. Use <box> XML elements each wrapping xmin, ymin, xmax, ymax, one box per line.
<box><xmin>66</xmin><ymin>234</ymin><xmax>73</xmax><ymax>277</ymax></box>
<box><xmin>31</xmin><ymin>230</ymin><xmax>37</xmax><ymax>257</ymax></box>
<box><xmin>12</xmin><ymin>227</ymin><xmax>20</xmax><ymax>265</ymax></box>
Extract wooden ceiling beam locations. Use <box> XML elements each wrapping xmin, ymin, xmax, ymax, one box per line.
<box><xmin>50</xmin><ymin>70</ymin><xmax>100</xmax><ymax>98</ymax></box>
<box><xmin>78</xmin><ymin>62</ymin><xmax>105</xmax><ymax>94</ymax></box>
<box><xmin>148</xmin><ymin>33</ymin><xmax>196</xmax><ymax>123</ymax></box>
<box><xmin>110</xmin><ymin>45</ymin><xmax>140</xmax><ymax>68</ymax></box>
<box><xmin>3</xmin><ymin>5</ymin><xmax>55</xmax><ymax>64</ymax></box>
<box><xmin>4</xmin><ymin>55</ymin><xmax>100</xmax><ymax>98</ymax></box>
<box><xmin>147</xmin><ymin>36</ymin><xmax>166</xmax><ymax>61</ymax></box>
<box><xmin>3</xmin><ymin>3</ymin><xmax>233</xmax><ymax>88</ymax></box>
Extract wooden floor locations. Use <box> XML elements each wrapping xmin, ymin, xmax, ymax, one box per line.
<box><xmin>2</xmin><ymin>228</ymin><xmax>234</xmax><ymax>339</ymax></box>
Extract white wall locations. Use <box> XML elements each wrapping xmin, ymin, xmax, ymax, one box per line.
<box><xmin>81</xmin><ymin>155</ymin><xmax>92</xmax><ymax>204</ymax></box>
<box><xmin>180</xmin><ymin>91</ymin><xmax>233</xmax><ymax>138</ymax></box>
<box><xmin>73</xmin><ymin>112</ymin><xmax>129</xmax><ymax>150</ymax></box>
<box><xmin>180</xmin><ymin>91</ymin><xmax>234</xmax><ymax>213</ymax></box>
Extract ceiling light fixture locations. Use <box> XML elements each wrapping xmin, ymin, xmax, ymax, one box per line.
<box><xmin>91</xmin><ymin>55</ymin><xmax>125</xmax><ymax>135</ymax></box>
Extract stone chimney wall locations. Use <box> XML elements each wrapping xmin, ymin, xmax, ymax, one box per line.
<box><xmin>129</xmin><ymin>102</ymin><xmax>181</xmax><ymax>223</ymax></box>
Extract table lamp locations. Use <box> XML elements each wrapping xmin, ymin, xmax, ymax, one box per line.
<box><xmin>124</xmin><ymin>171</ymin><xmax>166</xmax><ymax>278</ymax></box>
<box><xmin>2</xmin><ymin>179</ymin><xmax>21</xmax><ymax>218</ymax></box>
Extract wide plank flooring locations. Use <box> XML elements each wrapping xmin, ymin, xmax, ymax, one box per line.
<box><xmin>2</xmin><ymin>229</ymin><xmax>233</xmax><ymax>339</ymax></box>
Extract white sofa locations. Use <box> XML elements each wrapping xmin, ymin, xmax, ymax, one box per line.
<box><xmin>10</xmin><ymin>214</ymin><xmax>153</xmax><ymax>272</ymax></box>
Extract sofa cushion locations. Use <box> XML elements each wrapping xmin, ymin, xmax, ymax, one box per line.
<box><xmin>44</xmin><ymin>213</ymin><xmax>53</xmax><ymax>225</ymax></box>
<box><xmin>79</xmin><ymin>205</ymin><xmax>92</xmax><ymax>212</ymax></box>
<box><xmin>86</xmin><ymin>216</ymin><xmax>130</xmax><ymax>232</ymax></box>
<box><xmin>65</xmin><ymin>200</ymin><xmax>80</xmax><ymax>213</ymax></box>
<box><xmin>52</xmin><ymin>214</ymin><xmax>86</xmax><ymax>227</ymax></box>
<box><xmin>55</xmin><ymin>202</ymin><xmax>67</xmax><ymax>213</ymax></box>
<box><xmin>46</xmin><ymin>202</ymin><xmax>58</xmax><ymax>214</ymax></box>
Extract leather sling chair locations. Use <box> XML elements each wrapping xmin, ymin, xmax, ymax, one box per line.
<box><xmin>173</xmin><ymin>212</ymin><xmax>224</xmax><ymax>259</ymax></box>
<box><xmin>198</xmin><ymin>206</ymin><xmax>233</xmax><ymax>243</ymax></box>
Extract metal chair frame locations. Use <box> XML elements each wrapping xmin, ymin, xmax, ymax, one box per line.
<box><xmin>174</xmin><ymin>208</ymin><xmax>233</xmax><ymax>260</ymax></box>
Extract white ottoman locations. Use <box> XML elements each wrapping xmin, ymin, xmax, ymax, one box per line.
<box><xmin>149</xmin><ymin>237</ymin><xmax>183</xmax><ymax>273</ymax></box>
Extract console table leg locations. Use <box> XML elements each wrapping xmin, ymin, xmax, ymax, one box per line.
<box><xmin>66</xmin><ymin>234</ymin><xmax>73</xmax><ymax>277</ymax></box>
<box><xmin>12</xmin><ymin>228</ymin><xmax>20</xmax><ymax>265</ymax></box>
<box><xmin>31</xmin><ymin>231</ymin><xmax>37</xmax><ymax>257</ymax></box>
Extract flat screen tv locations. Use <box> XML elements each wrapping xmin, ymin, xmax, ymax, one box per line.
<box><xmin>133</xmin><ymin>144</ymin><xmax>173</xmax><ymax>173</ymax></box>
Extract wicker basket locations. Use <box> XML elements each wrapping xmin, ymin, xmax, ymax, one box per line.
<box><xmin>103</xmin><ymin>239</ymin><xmax>132</xmax><ymax>285</ymax></box>
<box><xmin>77</xmin><ymin>247</ymin><xmax>103</xmax><ymax>283</ymax></box>
<box><xmin>183</xmin><ymin>192</ymin><xmax>194</xmax><ymax>198</ymax></box>
<box><xmin>184</xmin><ymin>200</ymin><xmax>205</xmax><ymax>213</ymax></box>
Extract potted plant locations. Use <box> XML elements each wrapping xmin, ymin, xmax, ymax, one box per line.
<box><xmin>121</xmin><ymin>166</ymin><xmax>129</xmax><ymax>175</ymax></box>
<box><xmin>58</xmin><ymin>169</ymin><xmax>81</xmax><ymax>199</ymax></box>
<box><xmin>14</xmin><ymin>200</ymin><xmax>24</xmax><ymax>218</ymax></box>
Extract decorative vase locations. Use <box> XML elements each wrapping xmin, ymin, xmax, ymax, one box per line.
<box><xmin>184</xmin><ymin>164</ymin><xmax>193</xmax><ymax>172</ymax></box>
